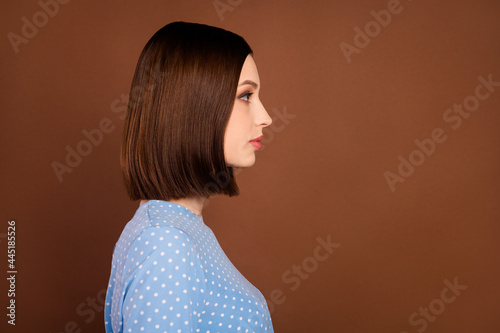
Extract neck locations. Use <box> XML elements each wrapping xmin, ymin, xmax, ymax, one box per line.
<box><xmin>140</xmin><ymin>196</ymin><xmax>206</xmax><ymax>216</ymax></box>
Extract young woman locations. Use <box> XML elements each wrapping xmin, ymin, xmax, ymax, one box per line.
<box><xmin>104</xmin><ymin>21</ymin><xmax>274</xmax><ymax>332</ymax></box>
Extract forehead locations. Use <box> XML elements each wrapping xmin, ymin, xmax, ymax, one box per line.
<box><xmin>238</xmin><ymin>55</ymin><xmax>260</xmax><ymax>84</ymax></box>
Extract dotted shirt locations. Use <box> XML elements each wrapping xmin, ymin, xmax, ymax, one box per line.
<box><xmin>104</xmin><ymin>200</ymin><xmax>274</xmax><ymax>333</ymax></box>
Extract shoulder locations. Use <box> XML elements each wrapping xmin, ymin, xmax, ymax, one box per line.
<box><xmin>132</xmin><ymin>225</ymin><xmax>197</xmax><ymax>259</ymax></box>
<box><xmin>121</xmin><ymin>202</ymin><xmax>203</xmax><ymax>248</ymax></box>
<box><xmin>114</xmin><ymin>201</ymin><xmax>207</xmax><ymax>272</ymax></box>
<box><xmin>142</xmin><ymin>201</ymin><xmax>204</xmax><ymax>236</ymax></box>
<box><xmin>119</xmin><ymin>225</ymin><xmax>205</xmax><ymax>285</ymax></box>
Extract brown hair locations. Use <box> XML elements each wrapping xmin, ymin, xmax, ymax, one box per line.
<box><xmin>121</xmin><ymin>21</ymin><xmax>252</xmax><ymax>201</ymax></box>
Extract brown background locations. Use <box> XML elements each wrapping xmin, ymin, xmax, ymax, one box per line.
<box><xmin>1</xmin><ymin>0</ymin><xmax>499</xmax><ymax>332</ymax></box>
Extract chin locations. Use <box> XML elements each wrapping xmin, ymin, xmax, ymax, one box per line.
<box><xmin>227</xmin><ymin>155</ymin><xmax>256</xmax><ymax>169</ymax></box>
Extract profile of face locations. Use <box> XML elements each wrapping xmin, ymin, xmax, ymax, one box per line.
<box><xmin>224</xmin><ymin>55</ymin><xmax>273</xmax><ymax>168</ymax></box>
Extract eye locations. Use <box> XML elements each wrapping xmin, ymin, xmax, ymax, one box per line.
<box><xmin>238</xmin><ymin>92</ymin><xmax>253</xmax><ymax>103</ymax></box>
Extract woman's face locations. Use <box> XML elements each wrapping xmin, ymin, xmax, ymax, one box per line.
<box><xmin>224</xmin><ymin>55</ymin><xmax>273</xmax><ymax>168</ymax></box>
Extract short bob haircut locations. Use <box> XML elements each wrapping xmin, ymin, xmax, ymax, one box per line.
<box><xmin>121</xmin><ymin>21</ymin><xmax>252</xmax><ymax>201</ymax></box>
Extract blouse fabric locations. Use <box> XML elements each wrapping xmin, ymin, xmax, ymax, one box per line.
<box><xmin>104</xmin><ymin>200</ymin><xmax>274</xmax><ymax>333</ymax></box>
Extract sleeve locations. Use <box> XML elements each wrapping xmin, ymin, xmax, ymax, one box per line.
<box><xmin>121</xmin><ymin>226</ymin><xmax>207</xmax><ymax>332</ymax></box>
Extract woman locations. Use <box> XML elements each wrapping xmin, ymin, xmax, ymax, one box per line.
<box><xmin>104</xmin><ymin>21</ymin><xmax>274</xmax><ymax>332</ymax></box>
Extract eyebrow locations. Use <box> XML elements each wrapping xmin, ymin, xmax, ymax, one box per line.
<box><xmin>238</xmin><ymin>80</ymin><xmax>258</xmax><ymax>89</ymax></box>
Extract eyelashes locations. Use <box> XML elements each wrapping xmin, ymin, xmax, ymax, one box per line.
<box><xmin>238</xmin><ymin>92</ymin><xmax>254</xmax><ymax>103</ymax></box>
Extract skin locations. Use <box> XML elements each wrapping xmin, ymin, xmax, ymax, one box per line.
<box><xmin>224</xmin><ymin>54</ymin><xmax>273</xmax><ymax>168</ymax></box>
<box><xmin>140</xmin><ymin>54</ymin><xmax>273</xmax><ymax>215</ymax></box>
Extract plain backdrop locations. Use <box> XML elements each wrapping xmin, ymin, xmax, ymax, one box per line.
<box><xmin>1</xmin><ymin>0</ymin><xmax>499</xmax><ymax>332</ymax></box>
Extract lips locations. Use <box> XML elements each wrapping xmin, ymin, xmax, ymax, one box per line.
<box><xmin>249</xmin><ymin>135</ymin><xmax>263</xmax><ymax>150</ymax></box>
<box><xmin>250</xmin><ymin>135</ymin><xmax>263</xmax><ymax>142</ymax></box>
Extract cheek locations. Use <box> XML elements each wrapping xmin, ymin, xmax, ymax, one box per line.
<box><xmin>227</xmin><ymin>109</ymin><xmax>250</xmax><ymax>141</ymax></box>
<box><xmin>224</xmin><ymin>112</ymin><xmax>241</xmax><ymax>153</ymax></box>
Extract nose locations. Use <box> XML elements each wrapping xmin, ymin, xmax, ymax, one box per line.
<box><xmin>257</xmin><ymin>102</ymin><xmax>273</xmax><ymax>128</ymax></box>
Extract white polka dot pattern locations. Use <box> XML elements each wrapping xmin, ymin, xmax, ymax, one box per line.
<box><xmin>104</xmin><ymin>200</ymin><xmax>274</xmax><ymax>332</ymax></box>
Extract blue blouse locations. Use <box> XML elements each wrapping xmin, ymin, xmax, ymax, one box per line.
<box><xmin>104</xmin><ymin>200</ymin><xmax>274</xmax><ymax>333</ymax></box>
